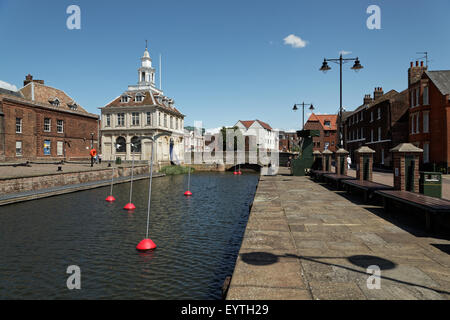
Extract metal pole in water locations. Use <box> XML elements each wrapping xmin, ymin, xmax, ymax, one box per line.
<box><xmin>146</xmin><ymin>142</ymin><xmax>154</xmax><ymax>239</ymax></box>
<box><xmin>124</xmin><ymin>145</ymin><xmax>136</xmax><ymax>210</ymax></box>
<box><xmin>130</xmin><ymin>149</ymin><xmax>134</xmax><ymax>203</ymax></box>
<box><xmin>136</xmin><ymin>139</ymin><xmax>157</xmax><ymax>251</ymax></box>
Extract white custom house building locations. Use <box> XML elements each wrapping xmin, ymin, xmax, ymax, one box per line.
<box><xmin>100</xmin><ymin>46</ymin><xmax>185</xmax><ymax>164</ymax></box>
<box><xmin>234</xmin><ymin>120</ymin><xmax>278</xmax><ymax>151</ymax></box>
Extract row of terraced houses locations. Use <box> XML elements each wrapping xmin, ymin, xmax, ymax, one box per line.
<box><xmin>303</xmin><ymin>61</ymin><xmax>450</xmax><ymax>172</ymax></box>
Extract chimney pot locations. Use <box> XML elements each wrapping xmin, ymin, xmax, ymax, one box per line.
<box><xmin>420</xmin><ymin>61</ymin><xmax>424</xmax><ymax>67</ymax></box>
<box><xmin>410</xmin><ymin>62</ymin><xmax>413</xmax><ymax>67</ymax></box>
<box><xmin>416</xmin><ymin>61</ymin><xmax>419</xmax><ymax>67</ymax></box>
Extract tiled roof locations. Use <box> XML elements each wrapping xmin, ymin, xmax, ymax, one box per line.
<box><xmin>19</xmin><ymin>82</ymin><xmax>90</xmax><ymax>115</ymax></box>
<box><xmin>103</xmin><ymin>90</ymin><xmax>183</xmax><ymax>116</ymax></box>
<box><xmin>306</xmin><ymin>113</ymin><xmax>337</xmax><ymax>131</ymax></box>
<box><xmin>0</xmin><ymin>87</ymin><xmax>24</xmax><ymax>99</ymax></box>
<box><xmin>239</xmin><ymin>120</ymin><xmax>273</xmax><ymax>130</ymax></box>
<box><xmin>426</xmin><ymin>70</ymin><xmax>450</xmax><ymax>96</ymax></box>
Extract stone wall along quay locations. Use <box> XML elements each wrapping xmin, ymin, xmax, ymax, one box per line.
<box><xmin>0</xmin><ymin>165</ymin><xmax>149</xmax><ymax>195</ymax></box>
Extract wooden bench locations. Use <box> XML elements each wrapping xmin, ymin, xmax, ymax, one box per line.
<box><xmin>375</xmin><ymin>190</ymin><xmax>450</xmax><ymax>231</ymax></box>
<box><xmin>342</xmin><ymin>179</ymin><xmax>393</xmax><ymax>202</ymax></box>
<box><xmin>309</xmin><ymin>170</ymin><xmax>328</xmax><ymax>182</ymax></box>
<box><xmin>322</xmin><ymin>173</ymin><xmax>355</xmax><ymax>190</ymax></box>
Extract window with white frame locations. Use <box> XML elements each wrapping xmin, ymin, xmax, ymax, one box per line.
<box><xmin>121</xmin><ymin>95</ymin><xmax>129</xmax><ymax>103</ymax></box>
<box><xmin>16</xmin><ymin>118</ymin><xmax>22</xmax><ymax>133</ymax></box>
<box><xmin>44</xmin><ymin>118</ymin><xmax>51</xmax><ymax>132</ymax></box>
<box><xmin>146</xmin><ymin>112</ymin><xmax>151</xmax><ymax>126</ymax></box>
<box><xmin>423</xmin><ymin>142</ymin><xmax>430</xmax><ymax>163</ymax></box>
<box><xmin>57</xmin><ymin>120</ymin><xmax>64</xmax><ymax>133</ymax></box>
<box><xmin>423</xmin><ymin>86</ymin><xmax>429</xmax><ymax>105</ymax></box>
<box><xmin>164</xmin><ymin>114</ymin><xmax>167</xmax><ymax>127</ymax></box>
<box><xmin>117</xmin><ymin>113</ymin><xmax>125</xmax><ymax>126</ymax></box>
<box><xmin>423</xmin><ymin>111</ymin><xmax>429</xmax><ymax>133</ymax></box>
<box><xmin>57</xmin><ymin>141</ymin><xmax>63</xmax><ymax>156</ymax></box>
<box><xmin>16</xmin><ymin>141</ymin><xmax>22</xmax><ymax>156</ymax></box>
<box><xmin>377</xmin><ymin>108</ymin><xmax>381</xmax><ymax>120</ymax></box>
<box><xmin>132</xmin><ymin>112</ymin><xmax>140</xmax><ymax>126</ymax></box>
<box><xmin>135</xmin><ymin>94</ymin><xmax>144</xmax><ymax>102</ymax></box>
<box><xmin>378</xmin><ymin>127</ymin><xmax>381</xmax><ymax>141</ymax></box>
<box><xmin>106</xmin><ymin>114</ymin><xmax>111</xmax><ymax>127</ymax></box>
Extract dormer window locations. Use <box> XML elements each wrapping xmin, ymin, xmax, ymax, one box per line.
<box><xmin>49</xmin><ymin>98</ymin><xmax>60</xmax><ymax>107</ymax></box>
<box><xmin>324</xmin><ymin>120</ymin><xmax>331</xmax><ymax>127</ymax></box>
<box><xmin>135</xmin><ymin>93</ymin><xmax>145</xmax><ymax>102</ymax></box>
<box><xmin>121</xmin><ymin>95</ymin><xmax>130</xmax><ymax>103</ymax></box>
<box><xmin>68</xmin><ymin>103</ymin><xmax>78</xmax><ymax>110</ymax></box>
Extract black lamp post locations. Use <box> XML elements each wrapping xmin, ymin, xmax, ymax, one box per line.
<box><xmin>293</xmin><ymin>102</ymin><xmax>314</xmax><ymax>130</ymax></box>
<box><xmin>320</xmin><ymin>54</ymin><xmax>363</xmax><ymax>148</ymax></box>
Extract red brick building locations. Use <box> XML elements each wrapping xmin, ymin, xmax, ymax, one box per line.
<box><xmin>304</xmin><ymin>113</ymin><xmax>338</xmax><ymax>152</ymax></box>
<box><xmin>343</xmin><ymin>87</ymin><xmax>409</xmax><ymax>168</ymax></box>
<box><xmin>408</xmin><ymin>61</ymin><xmax>450</xmax><ymax>171</ymax></box>
<box><xmin>0</xmin><ymin>75</ymin><xmax>99</xmax><ymax>161</ymax></box>
<box><xmin>278</xmin><ymin>130</ymin><xmax>299</xmax><ymax>152</ymax></box>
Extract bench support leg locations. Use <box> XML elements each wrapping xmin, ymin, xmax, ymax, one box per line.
<box><xmin>383</xmin><ymin>197</ymin><xmax>389</xmax><ymax>213</ymax></box>
<box><xmin>425</xmin><ymin>213</ymin><xmax>432</xmax><ymax>232</ymax></box>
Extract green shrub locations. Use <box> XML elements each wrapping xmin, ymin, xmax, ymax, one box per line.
<box><xmin>160</xmin><ymin>165</ymin><xmax>195</xmax><ymax>175</ymax></box>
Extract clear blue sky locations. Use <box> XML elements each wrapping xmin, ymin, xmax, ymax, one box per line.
<box><xmin>1</xmin><ymin>0</ymin><xmax>449</xmax><ymax>131</ymax></box>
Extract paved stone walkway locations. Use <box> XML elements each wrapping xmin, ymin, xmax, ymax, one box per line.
<box><xmin>227</xmin><ymin>171</ymin><xmax>450</xmax><ymax>300</ymax></box>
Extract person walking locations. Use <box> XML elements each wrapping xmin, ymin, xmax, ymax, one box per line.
<box><xmin>347</xmin><ymin>155</ymin><xmax>352</xmax><ymax>169</ymax></box>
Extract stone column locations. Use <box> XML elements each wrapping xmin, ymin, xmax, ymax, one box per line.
<box><xmin>390</xmin><ymin>143</ymin><xmax>423</xmax><ymax>192</ymax></box>
<box><xmin>335</xmin><ymin>148</ymin><xmax>349</xmax><ymax>176</ymax></box>
<box><xmin>126</xmin><ymin>135</ymin><xmax>131</xmax><ymax>161</ymax></box>
<box><xmin>322</xmin><ymin>149</ymin><xmax>333</xmax><ymax>172</ymax></box>
<box><xmin>355</xmin><ymin>146</ymin><xmax>375</xmax><ymax>181</ymax></box>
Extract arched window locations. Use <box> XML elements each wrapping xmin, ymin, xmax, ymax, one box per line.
<box><xmin>131</xmin><ymin>136</ymin><xmax>141</xmax><ymax>153</ymax></box>
<box><xmin>116</xmin><ymin>137</ymin><xmax>126</xmax><ymax>152</ymax></box>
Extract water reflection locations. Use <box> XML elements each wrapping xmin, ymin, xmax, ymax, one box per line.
<box><xmin>0</xmin><ymin>172</ymin><xmax>258</xmax><ymax>299</ymax></box>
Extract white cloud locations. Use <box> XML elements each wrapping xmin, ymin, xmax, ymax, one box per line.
<box><xmin>0</xmin><ymin>80</ymin><xmax>18</xmax><ymax>92</ymax></box>
<box><xmin>283</xmin><ymin>34</ymin><xmax>307</xmax><ymax>48</ymax></box>
<box><xmin>339</xmin><ymin>50</ymin><xmax>352</xmax><ymax>55</ymax></box>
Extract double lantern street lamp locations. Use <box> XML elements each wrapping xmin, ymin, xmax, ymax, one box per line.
<box><xmin>292</xmin><ymin>102</ymin><xmax>314</xmax><ymax>130</ymax></box>
<box><xmin>319</xmin><ymin>54</ymin><xmax>363</xmax><ymax>148</ymax></box>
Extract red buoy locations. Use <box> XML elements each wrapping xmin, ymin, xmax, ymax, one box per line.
<box><xmin>136</xmin><ymin>238</ymin><xmax>157</xmax><ymax>251</ymax></box>
<box><xmin>184</xmin><ymin>190</ymin><xmax>192</xmax><ymax>196</ymax></box>
<box><xmin>233</xmin><ymin>171</ymin><xmax>238</xmax><ymax>175</ymax></box>
<box><xmin>124</xmin><ymin>202</ymin><xmax>136</xmax><ymax>210</ymax></box>
<box><xmin>105</xmin><ymin>195</ymin><xmax>116</xmax><ymax>202</ymax></box>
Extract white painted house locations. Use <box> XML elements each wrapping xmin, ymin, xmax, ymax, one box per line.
<box><xmin>234</xmin><ymin>120</ymin><xmax>278</xmax><ymax>151</ymax></box>
<box><xmin>100</xmin><ymin>45</ymin><xmax>185</xmax><ymax>165</ymax></box>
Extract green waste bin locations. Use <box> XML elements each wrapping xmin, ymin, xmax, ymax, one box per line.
<box><xmin>115</xmin><ymin>157</ymin><xmax>122</xmax><ymax>165</ymax></box>
<box><xmin>419</xmin><ymin>172</ymin><xmax>442</xmax><ymax>198</ymax></box>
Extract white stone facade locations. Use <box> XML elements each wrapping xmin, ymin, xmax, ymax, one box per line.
<box><xmin>100</xmin><ymin>47</ymin><xmax>185</xmax><ymax>165</ymax></box>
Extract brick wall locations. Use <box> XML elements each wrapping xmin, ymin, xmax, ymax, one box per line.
<box><xmin>409</xmin><ymin>73</ymin><xmax>450</xmax><ymax>168</ymax></box>
<box><xmin>1</xmin><ymin>97</ymin><xmax>99</xmax><ymax>161</ymax></box>
<box><xmin>0</xmin><ymin>165</ymin><xmax>149</xmax><ymax>195</ymax></box>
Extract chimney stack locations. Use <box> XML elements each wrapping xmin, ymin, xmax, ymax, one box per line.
<box><xmin>23</xmin><ymin>74</ymin><xmax>44</xmax><ymax>86</ymax></box>
<box><xmin>408</xmin><ymin>60</ymin><xmax>427</xmax><ymax>87</ymax></box>
<box><xmin>373</xmin><ymin>87</ymin><xmax>384</xmax><ymax>100</ymax></box>
<box><xmin>363</xmin><ymin>94</ymin><xmax>373</xmax><ymax>105</ymax></box>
